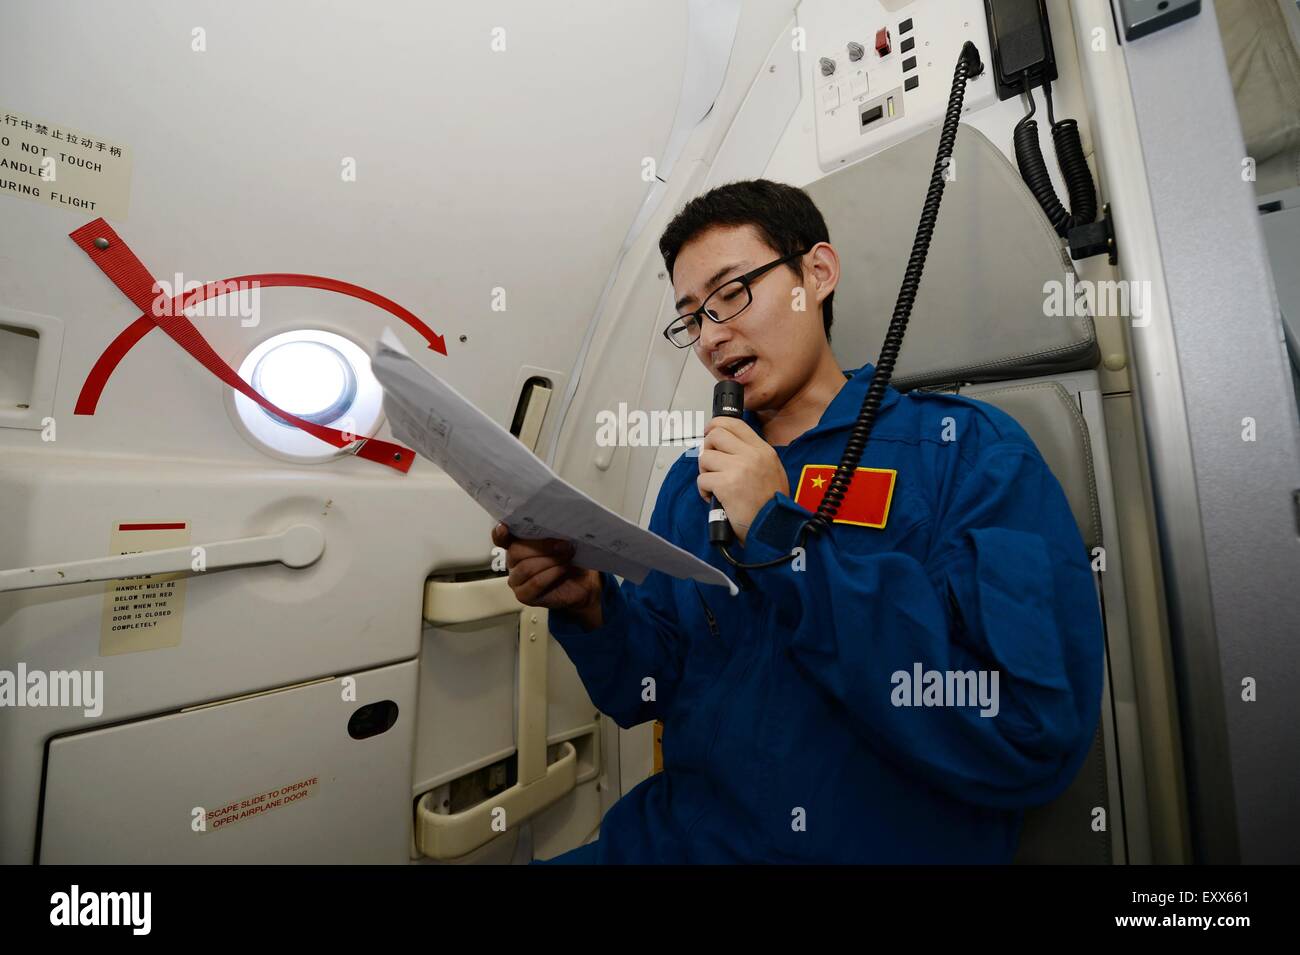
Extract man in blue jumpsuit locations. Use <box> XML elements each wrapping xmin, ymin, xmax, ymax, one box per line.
<box><xmin>495</xmin><ymin>179</ymin><xmax>1103</xmax><ymax>863</ymax></box>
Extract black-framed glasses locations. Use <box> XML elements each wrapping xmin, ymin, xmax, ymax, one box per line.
<box><xmin>663</xmin><ymin>248</ymin><xmax>811</xmax><ymax>348</ymax></box>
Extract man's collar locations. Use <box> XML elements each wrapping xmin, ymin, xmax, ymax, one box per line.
<box><xmin>741</xmin><ymin>362</ymin><xmax>899</xmax><ymax>446</ymax></box>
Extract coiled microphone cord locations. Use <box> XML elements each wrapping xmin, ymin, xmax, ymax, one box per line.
<box><xmin>718</xmin><ymin>41</ymin><xmax>985</xmax><ymax>572</ymax></box>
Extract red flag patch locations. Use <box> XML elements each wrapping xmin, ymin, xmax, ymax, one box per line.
<box><xmin>793</xmin><ymin>464</ymin><xmax>897</xmax><ymax>529</ymax></box>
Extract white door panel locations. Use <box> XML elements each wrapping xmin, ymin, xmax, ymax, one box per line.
<box><xmin>38</xmin><ymin>661</ymin><xmax>417</xmax><ymax>864</ymax></box>
<box><xmin>0</xmin><ymin>449</ymin><xmax>479</xmax><ymax>862</ymax></box>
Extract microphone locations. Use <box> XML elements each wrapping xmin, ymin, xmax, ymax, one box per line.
<box><xmin>708</xmin><ymin>379</ymin><xmax>744</xmax><ymax>545</ymax></box>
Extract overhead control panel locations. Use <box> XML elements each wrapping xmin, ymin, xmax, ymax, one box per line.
<box><xmin>800</xmin><ymin>0</ymin><xmax>998</xmax><ymax>171</ymax></box>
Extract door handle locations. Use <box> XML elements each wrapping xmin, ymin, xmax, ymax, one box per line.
<box><xmin>0</xmin><ymin>524</ymin><xmax>325</xmax><ymax>593</ymax></box>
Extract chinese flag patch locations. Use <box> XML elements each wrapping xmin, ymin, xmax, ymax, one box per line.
<box><xmin>793</xmin><ymin>464</ymin><xmax>897</xmax><ymax>529</ymax></box>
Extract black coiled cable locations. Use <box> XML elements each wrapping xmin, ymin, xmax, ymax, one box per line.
<box><xmin>719</xmin><ymin>41</ymin><xmax>984</xmax><ymax>571</ymax></box>
<box><xmin>1012</xmin><ymin>74</ymin><xmax>1096</xmax><ymax>238</ymax></box>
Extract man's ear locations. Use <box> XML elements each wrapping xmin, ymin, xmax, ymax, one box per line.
<box><xmin>808</xmin><ymin>242</ymin><xmax>840</xmax><ymax>308</ymax></box>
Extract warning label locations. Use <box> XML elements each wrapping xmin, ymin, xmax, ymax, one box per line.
<box><xmin>99</xmin><ymin>521</ymin><xmax>189</xmax><ymax>656</ymax></box>
<box><xmin>0</xmin><ymin>106</ymin><xmax>132</xmax><ymax>220</ymax></box>
<box><xmin>206</xmin><ymin>776</ymin><xmax>319</xmax><ymax>833</ymax></box>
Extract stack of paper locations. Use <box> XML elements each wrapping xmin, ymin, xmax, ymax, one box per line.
<box><xmin>370</xmin><ymin>329</ymin><xmax>737</xmax><ymax>596</ymax></box>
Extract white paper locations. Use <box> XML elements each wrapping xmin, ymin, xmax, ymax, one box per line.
<box><xmin>371</xmin><ymin>329</ymin><xmax>738</xmax><ymax>596</ymax></box>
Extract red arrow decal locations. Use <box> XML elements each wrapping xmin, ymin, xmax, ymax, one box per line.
<box><xmin>69</xmin><ymin>218</ymin><xmax>425</xmax><ymax>473</ymax></box>
<box><xmin>74</xmin><ymin>246</ymin><xmax>446</xmax><ymax>415</ymax></box>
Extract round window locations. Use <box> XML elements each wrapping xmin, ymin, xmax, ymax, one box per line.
<box><xmin>251</xmin><ymin>340</ymin><xmax>358</xmax><ymax>427</ymax></box>
<box><xmin>231</xmin><ymin>329</ymin><xmax>385</xmax><ymax>463</ymax></box>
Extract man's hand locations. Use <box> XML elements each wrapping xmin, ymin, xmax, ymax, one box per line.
<box><xmin>696</xmin><ymin>417</ymin><xmax>789</xmax><ymax>546</ymax></box>
<box><xmin>491</xmin><ymin>523</ymin><xmax>604</xmax><ymax>631</ymax></box>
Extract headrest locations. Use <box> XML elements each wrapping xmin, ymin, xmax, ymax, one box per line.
<box><xmin>803</xmin><ymin>123</ymin><xmax>1098</xmax><ymax>389</ymax></box>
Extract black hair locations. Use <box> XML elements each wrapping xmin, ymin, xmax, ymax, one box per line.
<box><xmin>657</xmin><ymin>178</ymin><xmax>833</xmax><ymax>340</ymax></box>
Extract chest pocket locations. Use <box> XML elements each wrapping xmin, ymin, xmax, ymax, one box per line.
<box><xmin>781</xmin><ymin>456</ymin><xmax>926</xmax><ymax>554</ymax></box>
<box><xmin>805</xmin><ymin>478</ymin><xmax>932</xmax><ymax>560</ymax></box>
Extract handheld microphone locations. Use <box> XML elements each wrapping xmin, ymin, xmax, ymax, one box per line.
<box><xmin>708</xmin><ymin>379</ymin><xmax>744</xmax><ymax>546</ymax></box>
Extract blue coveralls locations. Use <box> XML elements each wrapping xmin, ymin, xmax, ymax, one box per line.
<box><xmin>540</xmin><ymin>362</ymin><xmax>1103</xmax><ymax>863</ymax></box>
